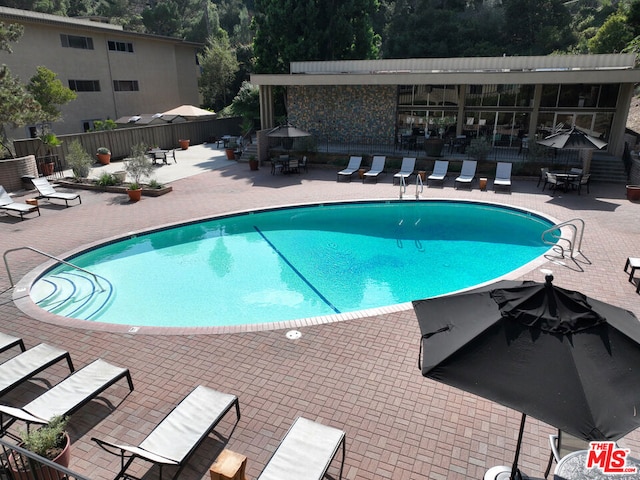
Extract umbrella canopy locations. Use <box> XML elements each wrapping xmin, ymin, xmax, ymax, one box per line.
<box><xmin>414</xmin><ymin>275</ymin><xmax>640</xmax><ymax>478</ymax></box>
<box><xmin>161</xmin><ymin>105</ymin><xmax>215</xmax><ymax>119</ymax></box>
<box><xmin>266</xmin><ymin>124</ymin><xmax>312</xmax><ymax>138</ymax></box>
<box><xmin>537</xmin><ymin>126</ymin><xmax>608</xmax><ymax>150</ymax></box>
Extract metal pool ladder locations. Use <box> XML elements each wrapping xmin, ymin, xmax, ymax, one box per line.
<box><xmin>541</xmin><ymin>218</ymin><xmax>585</xmax><ymax>259</ymax></box>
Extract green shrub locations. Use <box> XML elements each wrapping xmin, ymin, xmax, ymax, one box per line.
<box><xmin>66</xmin><ymin>140</ymin><xmax>92</xmax><ymax>179</ymax></box>
<box><xmin>148</xmin><ymin>179</ymin><xmax>163</xmax><ymax>189</ymax></box>
<box><xmin>96</xmin><ymin>172</ymin><xmax>116</xmax><ymax>186</ymax></box>
<box><xmin>20</xmin><ymin>415</ymin><xmax>68</xmax><ymax>459</ymax></box>
<box><xmin>467</xmin><ymin>137</ymin><xmax>492</xmax><ymax>161</ymax></box>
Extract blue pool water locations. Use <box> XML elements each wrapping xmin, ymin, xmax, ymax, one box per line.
<box><xmin>30</xmin><ymin>201</ymin><xmax>555</xmax><ymax>328</ymax></box>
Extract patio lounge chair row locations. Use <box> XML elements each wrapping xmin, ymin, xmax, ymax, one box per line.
<box><xmin>0</xmin><ymin>178</ymin><xmax>81</xmax><ymax>220</ymax></box>
<box><xmin>336</xmin><ymin>157</ymin><xmax>512</xmax><ymax>192</ymax></box>
<box><xmin>0</xmin><ymin>334</ymin><xmax>346</xmax><ymax>480</ymax></box>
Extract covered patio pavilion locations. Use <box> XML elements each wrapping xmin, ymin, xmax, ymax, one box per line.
<box><xmin>1</xmin><ymin>146</ymin><xmax>639</xmax><ymax>479</ymax></box>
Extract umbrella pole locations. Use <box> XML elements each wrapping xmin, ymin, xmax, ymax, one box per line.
<box><xmin>510</xmin><ymin>413</ymin><xmax>526</xmax><ymax>480</ymax></box>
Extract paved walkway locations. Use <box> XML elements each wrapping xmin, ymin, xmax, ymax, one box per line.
<box><xmin>1</xmin><ymin>144</ymin><xmax>640</xmax><ymax>480</ymax></box>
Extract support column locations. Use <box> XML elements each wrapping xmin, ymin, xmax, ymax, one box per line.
<box><xmin>259</xmin><ymin>85</ymin><xmax>275</xmax><ymax>130</ymax></box>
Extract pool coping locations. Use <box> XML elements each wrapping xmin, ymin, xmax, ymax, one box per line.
<box><xmin>13</xmin><ymin>197</ymin><xmax>563</xmax><ymax>336</ymax></box>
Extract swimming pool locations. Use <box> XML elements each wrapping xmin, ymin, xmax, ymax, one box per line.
<box><xmin>27</xmin><ymin>200</ymin><xmax>556</xmax><ymax>330</ymax></box>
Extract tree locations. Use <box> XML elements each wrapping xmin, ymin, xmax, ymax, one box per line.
<box><xmin>502</xmin><ymin>0</ymin><xmax>574</xmax><ymax>55</ymax></box>
<box><xmin>198</xmin><ymin>31</ymin><xmax>239</xmax><ymax>110</ymax></box>
<box><xmin>588</xmin><ymin>13</ymin><xmax>634</xmax><ymax>53</ymax></box>
<box><xmin>230</xmin><ymin>81</ymin><xmax>259</xmax><ymax>121</ymax></box>
<box><xmin>27</xmin><ymin>66</ymin><xmax>77</xmax><ymax>122</ymax></box>
<box><xmin>252</xmin><ymin>0</ymin><xmax>380</xmax><ymax>74</ymax></box>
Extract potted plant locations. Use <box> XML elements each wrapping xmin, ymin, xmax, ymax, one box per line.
<box><xmin>124</xmin><ymin>143</ymin><xmax>154</xmax><ymax>201</ymax></box>
<box><xmin>249</xmin><ymin>154</ymin><xmax>258</xmax><ymax>171</ymax></box>
<box><xmin>96</xmin><ymin>147</ymin><xmax>111</xmax><ymax>165</ymax></box>
<box><xmin>10</xmin><ymin>415</ymin><xmax>71</xmax><ymax>480</ymax></box>
<box><xmin>225</xmin><ymin>139</ymin><xmax>238</xmax><ymax>160</ymax></box>
<box><xmin>65</xmin><ymin>139</ymin><xmax>92</xmax><ymax>179</ymax></box>
<box><xmin>37</xmin><ymin>129</ymin><xmax>62</xmax><ymax>176</ymax></box>
<box><xmin>178</xmin><ymin>139</ymin><xmax>190</xmax><ymax>150</ymax></box>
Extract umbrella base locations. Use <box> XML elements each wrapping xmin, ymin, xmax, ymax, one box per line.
<box><xmin>484</xmin><ymin>466</ymin><xmax>527</xmax><ymax>480</ymax></box>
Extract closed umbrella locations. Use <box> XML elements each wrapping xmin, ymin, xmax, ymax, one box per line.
<box><xmin>414</xmin><ymin>274</ymin><xmax>640</xmax><ymax>479</ymax></box>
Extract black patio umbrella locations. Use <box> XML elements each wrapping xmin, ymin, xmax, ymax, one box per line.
<box><xmin>414</xmin><ymin>275</ymin><xmax>640</xmax><ymax>479</ymax></box>
<box><xmin>537</xmin><ymin>126</ymin><xmax>607</xmax><ymax>150</ymax></box>
<box><xmin>266</xmin><ymin>123</ymin><xmax>312</xmax><ymax>138</ymax></box>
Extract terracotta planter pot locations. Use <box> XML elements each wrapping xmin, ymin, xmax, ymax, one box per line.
<box><xmin>42</xmin><ymin>162</ymin><xmax>55</xmax><ymax>176</ymax></box>
<box><xmin>225</xmin><ymin>148</ymin><xmax>236</xmax><ymax>160</ymax></box>
<box><xmin>10</xmin><ymin>432</ymin><xmax>71</xmax><ymax>480</ymax></box>
<box><xmin>249</xmin><ymin>160</ymin><xmax>259</xmax><ymax>171</ymax></box>
<box><xmin>97</xmin><ymin>153</ymin><xmax>111</xmax><ymax>165</ymax></box>
<box><xmin>627</xmin><ymin>185</ymin><xmax>640</xmax><ymax>201</ymax></box>
<box><xmin>179</xmin><ymin>139</ymin><xmax>190</xmax><ymax>150</ymax></box>
<box><xmin>127</xmin><ymin>188</ymin><xmax>143</xmax><ymax>202</ymax></box>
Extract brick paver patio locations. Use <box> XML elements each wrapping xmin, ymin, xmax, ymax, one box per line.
<box><xmin>1</xmin><ymin>145</ymin><xmax>639</xmax><ymax>480</ymax></box>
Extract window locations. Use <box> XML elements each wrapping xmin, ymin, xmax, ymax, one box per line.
<box><xmin>60</xmin><ymin>34</ymin><xmax>94</xmax><ymax>50</ymax></box>
<box><xmin>68</xmin><ymin>80</ymin><xmax>100</xmax><ymax>92</ymax></box>
<box><xmin>108</xmin><ymin>40</ymin><xmax>134</xmax><ymax>53</ymax></box>
<box><xmin>113</xmin><ymin>80</ymin><xmax>139</xmax><ymax>92</ymax></box>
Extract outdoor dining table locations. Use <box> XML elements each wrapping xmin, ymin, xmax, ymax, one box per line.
<box><xmin>148</xmin><ymin>148</ymin><xmax>171</xmax><ymax>165</ymax></box>
<box><xmin>549</xmin><ymin>171</ymin><xmax>580</xmax><ymax>192</ymax></box>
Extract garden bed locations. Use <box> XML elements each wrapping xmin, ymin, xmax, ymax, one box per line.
<box><xmin>57</xmin><ymin>178</ymin><xmax>172</xmax><ymax>197</ymax></box>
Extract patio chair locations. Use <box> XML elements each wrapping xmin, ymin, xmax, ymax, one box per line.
<box><xmin>393</xmin><ymin>157</ymin><xmax>416</xmax><ymax>185</ymax></box>
<box><xmin>363</xmin><ymin>156</ymin><xmax>386</xmax><ymax>183</ymax></box>
<box><xmin>337</xmin><ymin>156</ymin><xmax>362</xmax><ymax>181</ymax></box>
<box><xmin>0</xmin><ymin>186</ymin><xmax>40</xmax><ymax>220</ymax></box>
<box><xmin>0</xmin><ymin>358</ymin><xmax>133</xmax><ymax>433</ymax></box>
<box><xmin>257</xmin><ymin>416</ymin><xmax>346</xmax><ymax>480</ymax></box>
<box><xmin>0</xmin><ymin>343</ymin><xmax>74</xmax><ymax>398</ymax></box>
<box><xmin>537</xmin><ymin>167</ymin><xmax>549</xmax><ymax>188</ymax></box>
<box><xmin>427</xmin><ymin>160</ymin><xmax>449</xmax><ymax>186</ymax></box>
<box><xmin>93</xmin><ymin>385</ymin><xmax>240</xmax><ymax>480</ymax></box>
<box><xmin>493</xmin><ymin>162</ymin><xmax>512</xmax><ymax>192</ymax></box>
<box><xmin>543</xmin><ymin>430</ymin><xmax>590</xmax><ymax>478</ymax></box>
<box><xmin>542</xmin><ymin>172</ymin><xmax>560</xmax><ymax>193</ymax></box>
<box><xmin>0</xmin><ymin>333</ymin><xmax>25</xmax><ymax>355</ymax></box>
<box><xmin>31</xmin><ymin>177</ymin><xmax>81</xmax><ymax>207</ymax></box>
<box><xmin>300</xmin><ymin>155</ymin><xmax>309</xmax><ymax>173</ymax></box>
<box><xmin>454</xmin><ymin>160</ymin><xmax>477</xmax><ymax>189</ymax></box>
<box><xmin>569</xmin><ymin>173</ymin><xmax>590</xmax><ymax>195</ymax></box>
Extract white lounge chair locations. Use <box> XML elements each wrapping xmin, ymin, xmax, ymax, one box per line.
<box><xmin>0</xmin><ymin>185</ymin><xmax>40</xmax><ymax>220</ymax></box>
<box><xmin>493</xmin><ymin>162</ymin><xmax>512</xmax><ymax>192</ymax></box>
<box><xmin>257</xmin><ymin>417</ymin><xmax>346</xmax><ymax>480</ymax></box>
<box><xmin>32</xmin><ymin>177</ymin><xmax>81</xmax><ymax>207</ymax></box>
<box><xmin>337</xmin><ymin>156</ymin><xmax>362</xmax><ymax>181</ymax></box>
<box><xmin>393</xmin><ymin>157</ymin><xmax>416</xmax><ymax>185</ymax></box>
<box><xmin>0</xmin><ymin>358</ymin><xmax>133</xmax><ymax>432</ymax></box>
<box><xmin>454</xmin><ymin>160</ymin><xmax>477</xmax><ymax>189</ymax></box>
<box><xmin>0</xmin><ymin>332</ymin><xmax>24</xmax><ymax>355</ymax></box>
<box><xmin>363</xmin><ymin>156</ymin><xmax>386</xmax><ymax>183</ymax></box>
<box><xmin>427</xmin><ymin>160</ymin><xmax>449</xmax><ymax>186</ymax></box>
<box><xmin>93</xmin><ymin>385</ymin><xmax>240</xmax><ymax>480</ymax></box>
<box><xmin>0</xmin><ymin>343</ymin><xmax>74</xmax><ymax>397</ymax></box>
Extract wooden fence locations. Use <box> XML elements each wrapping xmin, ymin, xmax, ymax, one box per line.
<box><xmin>13</xmin><ymin>117</ymin><xmax>242</xmax><ymax>165</ymax></box>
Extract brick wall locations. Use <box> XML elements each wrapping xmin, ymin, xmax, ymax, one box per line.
<box><xmin>288</xmin><ymin>85</ymin><xmax>397</xmax><ymax>142</ymax></box>
<box><xmin>0</xmin><ymin>155</ymin><xmax>37</xmax><ymax>193</ymax></box>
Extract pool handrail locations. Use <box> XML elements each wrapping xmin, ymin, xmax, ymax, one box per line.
<box><xmin>3</xmin><ymin>245</ymin><xmax>105</xmax><ymax>291</ymax></box>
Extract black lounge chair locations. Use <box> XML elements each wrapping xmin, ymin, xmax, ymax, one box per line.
<box><xmin>0</xmin><ymin>186</ymin><xmax>40</xmax><ymax>220</ymax></box>
<box><xmin>32</xmin><ymin>177</ymin><xmax>81</xmax><ymax>207</ymax></box>
<box><xmin>0</xmin><ymin>333</ymin><xmax>25</xmax><ymax>355</ymax></box>
<box><xmin>93</xmin><ymin>385</ymin><xmax>240</xmax><ymax>480</ymax></box>
<box><xmin>0</xmin><ymin>343</ymin><xmax>74</xmax><ymax>398</ymax></box>
<box><xmin>0</xmin><ymin>358</ymin><xmax>133</xmax><ymax>433</ymax></box>
<box><xmin>257</xmin><ymin>416</ymin><xmax>346</xmax><ymax>480</ymax></box>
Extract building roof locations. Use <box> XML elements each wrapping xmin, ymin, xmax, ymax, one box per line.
<box><xmin>0</xmin><ymin>6</ymin><xmax>203</xmax><ymax>46</ymax></box>
<box><xmin>251</xmin><ymin>54</ymin><xmax>640</xmax><ymax>86</ymax></box>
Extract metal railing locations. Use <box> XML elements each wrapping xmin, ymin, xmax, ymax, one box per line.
<box><xmin>3</xmin><ymin>246</ymin><xmax>104</xmax><ymax>291</ymax></box>
<box><xmin>415</xmin><ymin>174</ymin><xmax>424</xmax><ymax>199</ymax></box>
<box><xmin>542</xmin><ymin>218</ymin><xmax>585</xmax><ymax>259</ymax></box>
<box><xmin>0</xmin><ymin>436</ymin><xmax>91</xmax><ymax>480</ymax></box>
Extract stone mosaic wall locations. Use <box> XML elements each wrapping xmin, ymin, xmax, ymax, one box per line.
<box><xmin>288</xmin><ymin>85</ymin><xmax>397</xmax><ymax>143</ymax></box>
